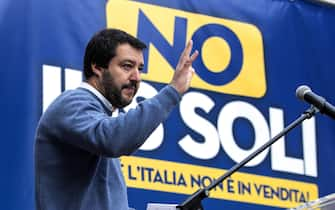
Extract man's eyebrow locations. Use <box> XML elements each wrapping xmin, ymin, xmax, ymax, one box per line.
<box><xmin>121</xmin><ymin>59</ymin><xmax>144</xmax><ymax>67</ymax></box>
<box><xmin>120</xmin><ymin>59</ymin><xmax>136</xmax><ymax>64</ymax></box>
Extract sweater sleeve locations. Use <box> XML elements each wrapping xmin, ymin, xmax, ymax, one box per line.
<box><xmin>41</xmin><ymin>85</ymin><xmax>180</xmax><ymax>157</ymax></box>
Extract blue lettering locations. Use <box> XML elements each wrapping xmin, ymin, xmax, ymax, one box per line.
<box><xmin>128</xmin><ymin>165</ymin><xmax>137</xmax><ymax>180</ymax></box>
<box><xmin>192</xmin><ymin>24</ymin><xmax>243</xmax><ymax>85</ymax></box>
<box><xmin>137</xmin><ymin>10</ymin><xmax>187</xmax><ymax>72</ymax></box>
<box><xmin>227</xmin><ymin>179</ymin><xmax>235</xmax><ymax>193</ymax></box>
<box><xmin>153</xmin><ymin>170</ymin><xmax>164</xmax><ymax>183</ymax></box>
<box><xmin>177</xmin><ymin>174</ymin><xmax>187</xmax><ymax>187</ymax></box>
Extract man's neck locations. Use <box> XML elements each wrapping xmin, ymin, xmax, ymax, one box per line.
<box><xmin>81</xmin><ymin>79</ymin><xmax>116</xmax><ymax>112</ymax></box>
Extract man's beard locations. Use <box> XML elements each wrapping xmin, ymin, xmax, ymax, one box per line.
<box><xmin>100</xmin><ymin>70</ymin><xmax>138</xmax><ymax>108</ymax></box>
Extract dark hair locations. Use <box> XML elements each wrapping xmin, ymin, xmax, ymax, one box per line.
<box><xmin>83</xmin><ymin>28</ymin><xmax>147</xmax><ymax>79</ymax></box>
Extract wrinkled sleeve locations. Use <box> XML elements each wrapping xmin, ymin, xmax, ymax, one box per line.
<box><xmin>41</xmin><ymin>85</ymin><xmax>180</xmax><ymax>157</ymax></box>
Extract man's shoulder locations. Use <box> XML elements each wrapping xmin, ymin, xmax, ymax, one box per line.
<box><xmin>45</xmin><ymin>88</ymin><xmax>101</xmax><ymax>113</ymax></box>
<box><xmin>56</xmin><ymin>88</ymin><xmax>97</xmax><ymax>103</ymax></box>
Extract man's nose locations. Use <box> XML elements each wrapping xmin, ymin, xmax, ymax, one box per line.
<box><xmin>130</xmin><ymin>69</ymin><xmax>141</xmax><ymax>81</ymax></box>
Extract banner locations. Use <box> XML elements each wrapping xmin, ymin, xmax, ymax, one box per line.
<box><xmin>1</xmin><ymin>0</ymin><xmax>335</xmax><ymax>209</ymax></box>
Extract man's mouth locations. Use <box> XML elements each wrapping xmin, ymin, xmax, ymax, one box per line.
<box><xmin>123</xmin><ymin>84</ymin><xmax>135</xmax><ymax>90</ymax></box>
<box><xmin>122</xmin><ymin>83</ymin><xmax>137</xmax><ymax>95</ymax></box>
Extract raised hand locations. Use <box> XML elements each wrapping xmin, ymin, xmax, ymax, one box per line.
<box><xmin>170</xmin><ymin>40</ymin><xmax>199</xmax><ymax>94</ymax></box>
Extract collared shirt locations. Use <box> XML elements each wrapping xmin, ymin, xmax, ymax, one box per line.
<box><xmin>79</xmin><ymin>82</ymin><xmax>114</xmax><ymax>112</ymax></box>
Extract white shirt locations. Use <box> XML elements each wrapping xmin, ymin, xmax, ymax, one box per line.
<box><xmin>79</xmin><ymin>82</ymin><xmax>115</xmax><ymax>113</ymax></box>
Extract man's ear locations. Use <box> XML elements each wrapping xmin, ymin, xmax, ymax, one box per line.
<box><xmin>91</xmin><ymin>64</ymin><xmax>103</xmax><ymax>78</ymax></box>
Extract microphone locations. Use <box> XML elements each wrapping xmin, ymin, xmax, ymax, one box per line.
<box><xmin>296</xmin><ymin>85</ymin><xmax>335</xmax><ymax>119</ymax></box>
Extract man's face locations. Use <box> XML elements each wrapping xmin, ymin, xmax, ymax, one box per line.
<box><xmin>100</xmin><ymin>43</ymin><xmax>144</xmax><ymax>108</ymax></box>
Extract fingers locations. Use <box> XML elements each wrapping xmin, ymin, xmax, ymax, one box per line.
<box><xmin>170</xmin><ymin>40</ymin><xmax>198</xmax><ymax>94</ymax></box>
<box><xmin>190</xmin><ymin>50</ymin><xmax>199</xmax><ymax>62</ymax></box>
<box><xmin>179</xmin><ymin>40</ymin><xmax>198</xmax><ymax>67</ymax></box>
<box><xmin>180</xmin><ymin>40</ymin><xmax>194</xmax><ymax>60</ymax></box>
<box><xmin>184</xmin><ymin>40</ymin><xmax>193</xmax><ymax>58</ymax></box>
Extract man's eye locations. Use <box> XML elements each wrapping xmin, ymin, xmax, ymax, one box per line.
<box><xmin>122</xmin><ymin>64</ymin><xmax>133</xmax><ymax>70</ymax></box>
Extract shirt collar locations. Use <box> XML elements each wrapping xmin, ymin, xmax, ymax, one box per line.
<box><xmin>79</xmin><ymin>82</ymin><xmax>114</xmax><ymax>112</ymax></box>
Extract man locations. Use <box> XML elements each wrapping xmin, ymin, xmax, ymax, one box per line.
<box><xmin>34</xmin><ymin>28</ymin><xmax>198</xmax><ymax>210</ymax></box>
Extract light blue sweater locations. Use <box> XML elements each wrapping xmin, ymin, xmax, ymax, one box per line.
<box><xmin>35</xmin><ymin>85</ymin><xmax>180</xmax><ymax>210</ymax></box>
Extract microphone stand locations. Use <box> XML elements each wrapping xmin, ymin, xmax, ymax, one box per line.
<box><xmin>177</xmin><ymin>106</ymin><xmax>319</xmax><ymax>210</ymax></box>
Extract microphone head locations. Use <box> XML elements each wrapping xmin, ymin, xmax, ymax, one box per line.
<box><xmin>296</xmin><ymin>85</ymin><xmax>311</xmax><ymax>100</ymax></box>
